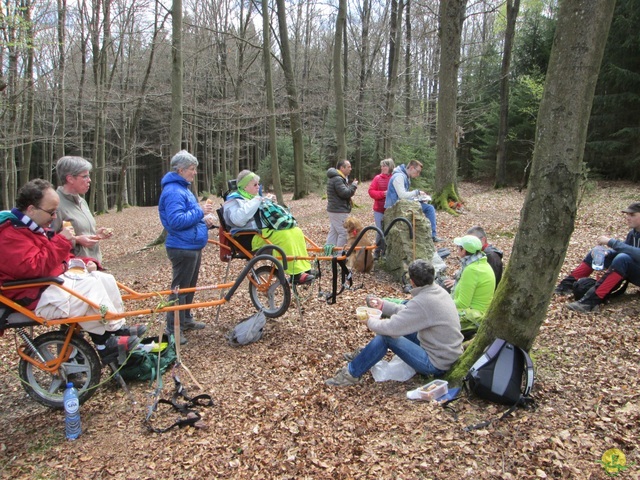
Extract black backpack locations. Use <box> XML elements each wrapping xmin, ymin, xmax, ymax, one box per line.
<box><xmin>461</xmin><ymin>338</ymin><xmax>535</xmax><ymax>430</ymax></box>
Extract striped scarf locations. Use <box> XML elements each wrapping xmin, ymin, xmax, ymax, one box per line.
<box><xmin>11</xmin><ymin>207</ymin><xmax>47</xmax><ymax>236</ymax></box>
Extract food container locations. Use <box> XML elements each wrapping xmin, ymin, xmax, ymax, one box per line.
<box><xmin>355</xmin><ymin>306</ymin><xmax>382</xmax><ymax>321</ymax></box>
<box><xmin>406</xmin><ymin>379</ymin><xmax>448</xmax><ymax>401</ymax></box>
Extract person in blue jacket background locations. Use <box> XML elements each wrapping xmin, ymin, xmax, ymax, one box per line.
<box><xmin>158</xmin><ymin>150</ymin><xmax>214</xmax><ymax>344</ymax></box>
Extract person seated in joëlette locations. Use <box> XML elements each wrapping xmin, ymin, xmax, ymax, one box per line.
<box><xmin>325</xmin><ymin>259</ymin><xmax>463</xmax><ymax>387</ymax></box>
<box><xmin>223</xmin><ymin>170</ymin><xmax>315</xmax><ymax>284</ymax></box>
<box><xmin>0</xmin><ymin>179</ymin><xmax>146</xmax><ymax>359</ymax></box>
<box><xmin>554</xmin><ymin>201</ymin><xmax>640</xmax><ymax>313</ymax></box>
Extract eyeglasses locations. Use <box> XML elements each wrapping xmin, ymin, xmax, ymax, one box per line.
<box><xmin>75</xmin><ymin>174</ymin><xmax>91</xmax><ymax>179</ymax></box>
<box><xmin>34</xmin><ymin>206</ymin><xmax>58</xmax><ymax>216</ymax></box>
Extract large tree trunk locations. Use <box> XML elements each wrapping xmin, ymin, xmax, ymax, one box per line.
<box><xmin>275</xmin><ymin>0</ymin><xmax>306</xmax><ymax>199</ymax></box>
<box><xmin>333</xmin><ymin>0</ymin><xmax>347</xmax><ymax>161</ymax></box>
<box><xmin>494</xmin><ymin>0</ymin><xmax>520</xmax><ymax>188</ymax></box>
<box><xmin>434</xmin><ymin>0</ymin><xmax>466</xmax><ymax>211</ymax></box>
<box><xmin>447</xmin><ymin>0</ymin><xmax>616</xmax><ymax>383</ymax></box>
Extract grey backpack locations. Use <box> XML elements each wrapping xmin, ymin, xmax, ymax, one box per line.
<box><xmin>225</xmin><ymin>310</ymin><xmax>266</xmax><ymax>346</ymax></box>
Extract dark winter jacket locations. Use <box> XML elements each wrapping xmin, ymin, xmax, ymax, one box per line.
<box><xmin>607</xmin><ymin>228</ymin><xmax>640</xmax><ymax>263</ymax></box>
<box><xmin>326</xmin><ymin>168</ymin><xmax>357</xmax><ymax>213</ymax></box>
<box><xmin>158</xmin><ymin>172</ymin><xmax>209</xmax><ymax>250</ymax></box>
<box><xmin>484</xmin><ymin>245</ymin><xmax>504</xmax><ymax>287</ymax></box>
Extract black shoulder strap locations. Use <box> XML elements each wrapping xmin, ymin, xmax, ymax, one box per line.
<box><xmin>145</xmin><ymin>376</ymin><xmax>214</xmax><ymax>433</ymax></box>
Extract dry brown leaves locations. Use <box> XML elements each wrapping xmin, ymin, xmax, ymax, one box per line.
<box><xmin>0</xmin><ymin>181</ymin><xmax>638</xmax><ymax>479</ymax></box>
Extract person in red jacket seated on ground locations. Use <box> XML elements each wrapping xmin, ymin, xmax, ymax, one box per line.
<box><xmin>0</xmin><ymin>179</ymin><xmax>145</xmax><ymax>358</ymax></box>
<box><xmin>368</xmin><ymin>158</ymin><xmax>394</xmax><ymax>259</ymax></box>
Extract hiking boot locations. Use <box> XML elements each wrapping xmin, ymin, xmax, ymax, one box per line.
<box><xmin>325</xmin><ymin>366</ymin><xmax>361</xmax><ymax>387</ymax></box>
<box><xmin>343</xmin><ymin>348</ymin><xmax>362</xmax><ymax>362</ymax></box>
<box><xmin>566</xmin><ymin>287</ymin><xmax>602</xmax><ymax>313</ymax></box>
<box><xmin>432</xmin><ymin>236</ymin><xmax>444</xmax><ymax>243</ymax></box>
<box><xmin>554</xmin><ymin>275</ymin><xmax>576</xmax><ymax>296</ymax></box>
<box><xmin>182</xmin><ymin>318</ymin><xmax>205</xmax><ymax>331</ymax></box>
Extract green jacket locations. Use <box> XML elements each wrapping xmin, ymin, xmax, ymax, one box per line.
<box><xmin>453</xmin><ymin>256</ymin><xmax>495</xmax><ymax>315</ymax></box>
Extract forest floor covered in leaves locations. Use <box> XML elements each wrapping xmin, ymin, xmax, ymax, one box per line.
<box><xmin>0</xmin><ymin>181</ymin><xmax>638</xmax><ymax>479</ymax></box>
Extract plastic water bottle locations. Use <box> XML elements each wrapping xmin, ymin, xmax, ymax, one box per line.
<box><xmin>591</xmin><ymin>246</ymin><xmax>606</xmax><ymax>271</ymax></box>
<box><xmin>63</xmin><ymin>382</ymin><xmax>82</xmax><ymax>440</ymax></box>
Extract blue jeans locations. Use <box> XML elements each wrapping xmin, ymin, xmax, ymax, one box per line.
<box><xmin>165</xmin><ymin>247</ymin><xmax>202</xmax><ymax>331</ymax></box>
<box><xmin>420</xmin><ymin>203</ymin><xmax>437</xmax><ymax>238</ymax></box>
<box><xmin>348</xmin><ymin>333</ymin><xmax>446</xmax><ymax>378</ymax></box>
<box><xmin>583</xmin><ymin>250</ymin><xmax>640</xmax><ymax>286</ymax></box>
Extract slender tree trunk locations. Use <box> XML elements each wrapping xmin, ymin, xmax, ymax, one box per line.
<box><xmin>20</xmin><ymin>0</ymin><xmax>35</xmax><ymax>185</ymax></box>
<box><xmin>404</xmin><ymin>0</ymin><xmax>412</xmax><ymax>135</ymax></box>
<box><xmin>447</xmin><ymin>0</ymin><xmax>616</xmax><ymax>382</ymax></box>
<box><xmin>275</xmin><ymin>0</ymin><xmax>306</xmax><ymax>199</ymax></box>
<box><xmin>262</xmin><ymin>0</ymin><xmax>284</xmax><ymax>204</ymax></box>
<box><xmin>381</xmin><ymin>0</ymin><xmax>404</xmax><ymax>158</ymax></box>
<box><xmin>333</xmin><ymin>0</ymin><xmax>347</xmax><ymax>161</ymax></box>
<box><xmin>494</xmin><ymin>0</ymin><xmax>520</xmax><ymax>188</ymax></box>
<box><xmin>54</xmin><ymin>0</ymin><xmax>66</xmax><ymax>162</ymax></box>
<box><xmin>170</xmin><ymin>0</ymin><xmax>183</xmax><ymax>156</ymax></box>
<box><xmin>353</xmin><ymin>0</ymin><xmax>371</xmax><ymax>177</ymax></box>
<box><xmin>434</xmin><ymin>0</ymin><xmax>467</xmax><ymax>210</ymax></box>
<box><xmin>116</xmin><ymin>5</ymin><xmax>162</xmax><ymax>211</ymax></box>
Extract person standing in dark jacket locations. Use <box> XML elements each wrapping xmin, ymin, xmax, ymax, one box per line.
<box><xmin>326</xmin><ymin>159</ymin><xmax>358</xmax><ymax>247</ymax></box>
<box><xmin>158</xmin><ymin>150</ymin><xmax>215</xmax><ymax>344</ymax></box>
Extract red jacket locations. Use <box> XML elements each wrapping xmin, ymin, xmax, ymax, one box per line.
<box><xmin>0</xmin><ymin>219</ymin><xmax>72</xmax><ymax>309</ymax></box>
<box><xmin>368</xmin><ymin>173</ymin><xmax>392</xmax><ymax>214</ymax></box>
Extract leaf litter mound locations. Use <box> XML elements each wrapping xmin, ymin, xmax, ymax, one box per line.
<box><xmin>0</xmin><ymin>181</ymin><xmax>638</xmax><ymax>479</ymax></box>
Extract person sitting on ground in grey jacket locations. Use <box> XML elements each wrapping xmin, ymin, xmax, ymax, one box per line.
<box><xmin>325</xmin><ymin>259</ymin><xmax>463</xmax><ymax>387</ymax></box>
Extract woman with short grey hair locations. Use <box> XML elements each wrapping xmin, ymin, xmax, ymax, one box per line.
<box><xmin>158</xmin><ymin>150</ymin><xmax>215</xmax><ymax>345</ymax></box>
<box><xmin>52</xmin><ymin>156</ymin><xmax>111</xmax><ymax>262</ymax></box>
<box><xmin>170</xmin><ymin>150</ymin><xmax>198</xmax><ymax>171</ymax></box>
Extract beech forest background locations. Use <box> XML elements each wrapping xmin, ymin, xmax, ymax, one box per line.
<box><xmin>1</xmin><ymin>0</ymin><xmax>638</xmax><ymax>213</ymax></box>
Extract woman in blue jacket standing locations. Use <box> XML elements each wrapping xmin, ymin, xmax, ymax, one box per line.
<box><xmin>158</xmin><ymin>150</ymin><xmax>214</xmax><ymax>344</ymax></box>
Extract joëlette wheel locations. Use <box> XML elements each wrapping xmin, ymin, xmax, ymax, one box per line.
<box><xmin>248</xmin><ymin>265</ymin><xmax>291</xmax><ymax>318</ymax></box>
<box><xmin>18</xmin><ymin>330</ymin><xmax>101</xmax><ymax>409</ymax></box>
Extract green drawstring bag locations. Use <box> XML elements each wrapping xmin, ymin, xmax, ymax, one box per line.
<box><xmin>118</xmin><ymin>334</ymin><xmax>177</xmax><ymax>383</ymax></box>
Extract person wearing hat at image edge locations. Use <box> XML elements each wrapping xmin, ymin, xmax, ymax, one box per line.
<box><xmin>443</xmin><ymin>235</ymin><xmax>496</xmax><ymax>339</ymax></box>
<box><xmin>555</xmin><ymin>202</ymin><xmax>640</xmax><ymax>312</ymax></box>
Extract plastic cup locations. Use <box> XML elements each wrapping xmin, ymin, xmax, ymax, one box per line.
<box><xmin>365</xmin><ymin>307</ymin><xmax>382</xmax><ymax>321</ymax></box>
<box><xmin>356</xmin><ymin>307</ymin><xmax>369</xmax><ymax>320</ymax></box>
